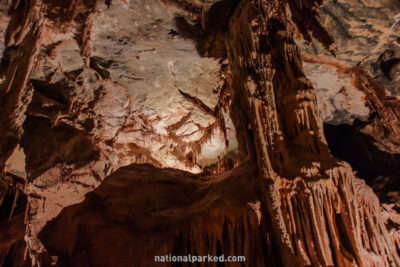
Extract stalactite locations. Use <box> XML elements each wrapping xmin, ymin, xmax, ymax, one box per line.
<box><xmin>0</xmin><ymin>0</ymin><xmax>107</xmax><ymax>172</ymax></box>
<box><xmin>0</xmin><ymin>21</ymin><xmax>42</xmax><ymax>172</ymax></box>
<box><xmin>157</xmin><ymin>0</ymin><xmax>206</xmax><ymax>22</ymax></box>
<box><xmin>223</xmin><ymin>0</ymin><xmax>400</xmax><ymax>265</ymax></box>
<box><xmin>302</xmin><ymin>51</ymin><xmax>400</xmax><ymax>153</ymax></box>
<box><xmin>1</xmin><ymin>0</ymin><xmax>399</xmax><ymax>266</ymax></box>
<box><xmin>39</xmin><ymin>162</ymin><xmax>274</xmax><ymax>267</ymax></box>
<box><xmin>0</xmin><ymin>1</ymin><xmax>117</xmax><ymax>264</ymax></box>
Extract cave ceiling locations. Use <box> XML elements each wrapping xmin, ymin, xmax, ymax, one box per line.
<box><xmin>1</xmin><ymin>0</ymin><xmax>400</xmax><ymax>266</ymax></box>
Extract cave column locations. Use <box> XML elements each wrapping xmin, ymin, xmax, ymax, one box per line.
<box><xmin>225</xmin><ymin>0</ymin><xmax>400</xmax><ymax>266</ymax></box>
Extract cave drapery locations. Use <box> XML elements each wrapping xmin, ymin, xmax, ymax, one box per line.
<box><xmin>0</xmin><ymin>0</ymin><xmax>400</xmax><ymax>266</ymax></box>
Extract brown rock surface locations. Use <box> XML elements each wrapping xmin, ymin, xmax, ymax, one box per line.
<box><xmin>39</xmin><ymin>163</ymin><xmax>266</xmax><ymax>267</ymax></box>
<box><xmin>0</xmin><ymin>0</ymin><xmax>399</xmax><ymax>266</ymax></box>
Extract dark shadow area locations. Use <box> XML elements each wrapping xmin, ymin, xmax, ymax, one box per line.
<box><xmin>324</xmin><ymin>122</ymin><xmax>400</xmax><ymax>204</ymax></box>
<box><xmin>31</xmin><ymin>80</ymin><xmax>72</xmax><ymax>106</ymax></box>
<box><xmin>39</xmin><ymin>163</ymin><xmax>278</xmax><ymax>267</ymax></box>
<box><xmin>21</xmin><ymin>116</ymin><xmax>100</xmax><ymax>181</ymax></box>
<box><xmin>172</xmin><ymin>0</ymin><xmax>241</xmax><ymax>59</ymax></box>
<box><xmin>377</xmin><ymin>49</ymin><xmax>400</xmax><ymax>80</ymax></box>
<box><xmin>0</xmin><ymin>177</ymin><xmax>26</xmax><ymax>221</ymax></box>
<box><xmin>0</xmin><ymin>173</ymin><xmax>30</xmax><ymax>267</ymax></box>
<box><xmin>0</xmin><ymin>45</ymin><xmax>18</xmax><ymax>77</ymax></box>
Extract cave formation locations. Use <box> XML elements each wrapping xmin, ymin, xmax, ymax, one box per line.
<box><xmin>0</xmin><ymin>0</ymin><xmax>400</xmax><ymax>266</ymax></box>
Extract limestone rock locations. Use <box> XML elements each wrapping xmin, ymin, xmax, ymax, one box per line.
<box><xmin>0</xmin><ymin>0</ymin><xmax>399</xmax><ymax>266</ymax></box>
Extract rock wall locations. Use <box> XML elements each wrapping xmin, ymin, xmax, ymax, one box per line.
<box><xmin>0</xmin><ymin>0</ymin><xmax>399</xmax><ymax>266</ymax></box>
<box><xmin>224</xmin><ymin>0</ymin><xmax>399</xmax><ymax>265</ymax></box>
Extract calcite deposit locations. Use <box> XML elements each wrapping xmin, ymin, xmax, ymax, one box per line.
<box><xmin>0</xmin><ymin>0</ymin><xmax>399</xmax><ymax>266</ymax></box>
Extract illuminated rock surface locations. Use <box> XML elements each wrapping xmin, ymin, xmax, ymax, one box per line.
<box><xmin>0</xmin><ymin>0</ymin><xmax>399</xmax><ymax>266</ymax></box>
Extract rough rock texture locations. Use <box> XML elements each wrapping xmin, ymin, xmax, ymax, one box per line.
<box><xmin>301</xmin><ymin>0</ymin><xmax>400</xmax><ymax>150</ymax></box>
<box><xmin>0</xmin><ymin>3</ymin><xmax>7</xmax><ymax>55</ymax></box>
<box><xmin>0</xmin><ymin>0</ymin><xmax>399</xmax><ymax>266</ymax></box>
<box><xmin>39</xmin><ymin>163</ymin><xmax>267</xmax><ymax>267</ymax></box>
<box><xmin>301</xmin><ymin>0</ymin><xmax>400</xmax><ymax>93</ymax></box>
<box><xmin>300</xmin><ymin>1</ymin><xmax>400</xmax><ymax>232</ymax></box>
<box><xmin>224</xmin><ymin>0</ymin><xmax>399</xmax><ymax>265</ymax></box>
<box><xmin>296</xmin><ymin>4</ymin><xmax>400</xmax><ymax>248</ymax></box>
<box><xmin>0</xmin><ymin>0</ymin><xmax>232</xmax><ymax>263</ymax></box>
